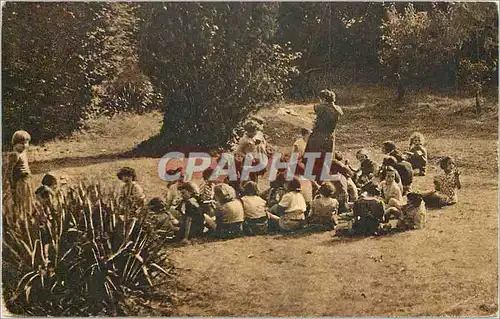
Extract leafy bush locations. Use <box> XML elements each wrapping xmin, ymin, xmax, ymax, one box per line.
<box><xmin>2</xmin><ymin>3</ymin><xmax>113</xmax><ymax>144</ymax></box>
<box><xmin>3</xmin><ymin>182</ymin><xmax>172</xmax><ymax>316</ymax></box>
<box><xmin>87</xmin><ymin>3</ymin><xmax>162</xmax><ymax>119</ymax></box>
<box><xmin>89</xmin><ymin>70</ymin><xmax>162</xmax><ymax>118</ymax></box>
<box><xmin>137</xmin><ymin>3</ymin><xmax>300</xmax><ymax>151</ymax></box>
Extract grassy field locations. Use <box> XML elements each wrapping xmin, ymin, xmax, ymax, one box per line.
<box><xmin>22</xmin><ymin>86</ymin><xmax>498</xmax><ymax>316</ymax></box>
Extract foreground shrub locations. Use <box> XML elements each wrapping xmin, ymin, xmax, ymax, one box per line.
<box><xmin>2</xmin><ymin>182</ymin><xmax>172</xmax><ymax>316</ymax></box>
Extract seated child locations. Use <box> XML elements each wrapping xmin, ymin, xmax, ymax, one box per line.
<box><xmin>176</xmin><ymin>181</ymin><xmax>206</xmax><ymax>243</ymax></box>
<box><xmin>165</xmin><ymin>168</ymin><xmax>184</xmax><ymax>211</ymax></box>
<box><xmin>352</xmin><ymin>149</ymin><xmax>377</xmax><ymax>187</ymax></box>
<box><xmin>396</xmin><ymin>193</ymin><xmax>426</xmax><ymax>231</ymax></box>
<box><xmin>35</xmin><ymin>173</ymin><xmax>58</xmax><ymax>210</ymax></box>
<box><xmin>378</xmin><ymin>167</ymin><xmax>404</xmax><ymax>211</ymax></box>
<box><xmin>292</xmin><ymin>128</ymin><xmax>311</xmax><ymax>160</ymax></box>
<box><xmin>241</xmin><ymin>181</ymin><xmax>269</xmax><ymax>236</ymax></box>
<box><xmin>214</xmin><ymin>183</ymin><xmax>244</xmax><ymax>239</ymax></box>
<box><xmin>117</xmin><ymin>167</ymin><xmax>145</xmax><ymax>210</ymax></box>
<box><xmin>295</xmin><ymin>163</ymin><xmax>319</xmax><ymax>217</ymax></box>
<box><xmin>330</xmin><ymin>174</ymin><xmax>350</xmax><ymax>213</ymax></box>
<box><xmin>147</xmin><ymin>197</ymin><xmax>180</xmax><ymax>238</ymax></box>
<box><xmin>268</xmin><ymin>177</ymin><xmax>307</xmax><ymax>232</ymax></box>
<box><xmin>199</xmin><ymin>167</ymin><xmax>218</xmax><ymax>216</ymax></box>
<box><xmin>352</xmin><ymin>182</ymin><xmax>385</xmax><ymax>236</ymax></box>
<box><xmin>266</xmin><ymin>171</ymin><xmax>287</xmax><ymax>207</ymax></box>
<box><xmin>422</xmin><ymin>156</ymin><xmax>461</xmax><ymax>208</ymax></box>
<box><xmin>405</xmin><ymin>132</ymin><xmax>428</xmax><ymax>176</ymax></box>
<box><xmin>379</xmin><ymin>156</ymin><xmax>414</xmax><ymax>194</ymax></box>
<box><xmin>308</xmin><ymin>182</ymin><xmax>339</xmax><ymax>231</ymax></box>
<box><xmin>330</xmin><ymin>156</ymin><xmax>358</xmax><ymax>202</ymax></box>
<box><xmin>382</xmin><ymin>140</ymin><xmax>405</xmax><ymax>162</ymax></box>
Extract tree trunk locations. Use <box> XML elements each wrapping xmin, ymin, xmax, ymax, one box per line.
<box><xmin>475</xmin><ymin>87</ymin><xmax>482</xmax><ymax>115</ymax></box>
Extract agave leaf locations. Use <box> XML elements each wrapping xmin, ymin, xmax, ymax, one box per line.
<box><xmin>3</xmin><ymin>242</ymin><xmax>23</xmax><ymax>262</ymax></box>
<box><xmin>23</xmin><ymin>273</ymin><xmax>41</xmax><ymax>302</ymax></box>
<box><xmin>141</xmin><ymin>265</ymin><xmax>153</xmax><ymax>287</ymax></box>
<box><xmin>17</xmin><ymin>270</ymin><xmax>38</xmax><ymax>291</ymax></box>
<box><xmin>150</xmin><ymin>263</ymin><xmax>170</xmax><ymax>276</ymax></box>
<box><xmin>105</xmin><ymin>276</ymin><xmax>118</xmax><ymax>293</ymax></box>
<box><xmin>106</xmin><ymin>241</ymin><xmax>133</xmax><ymax>263</ymax></box>
<box><xmin>60</xmin><ymin>245</ymin><xmax>76</xmax><ymax>263</ymax></box>
<box><xmin>31</xmin><ymin>239</ymin><xmax>42</xmax><ymax>268</ymax></box>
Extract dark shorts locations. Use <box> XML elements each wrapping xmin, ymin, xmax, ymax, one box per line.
<box><xmin>217</xmin><ymin>221</ymin><xmax>243</xmax><ymax>239</ymax></box>
<box><xmin>243</xmin><ymin>216</ymin><xmax>268</xmax><ymax>236</ymax></box>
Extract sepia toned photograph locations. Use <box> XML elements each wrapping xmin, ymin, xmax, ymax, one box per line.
<box><xmin>1</xmin><ymin>1</ymin><xmax>498</xmax><ymax>317</ymax></box>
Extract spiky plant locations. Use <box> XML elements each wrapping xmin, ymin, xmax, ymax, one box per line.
<box><xmin>3</xmin><ymin>181</ymin><xmax>173</xmax><ymax>316</ymax></box>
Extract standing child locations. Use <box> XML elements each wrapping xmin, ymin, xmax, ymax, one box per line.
<box><xmin>292</xmin><ymin>128</ymin><xmax>311</xmax><ymax>160</ymax></box>
<box><xmin>117</xmin><ymin>167</ymin><xmax>146</xmax><ymax>210</ymax></box>
<box><xmin>406</xmin><ymin>132</ymin><xmax>428</xmax><ymax>176</ymax></box>
<box><xmin>8</xmin><ymin>130</ymin><xmax>34</xmax><ymax>223</ymax></box>
<box><xmin>422</xmin><ymin>156</ymin><xmax>461</xmax><ymax>208</ymax></box>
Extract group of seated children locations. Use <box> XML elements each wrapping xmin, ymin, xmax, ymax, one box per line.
<box><xmin>132</xmin><ymin>127</ymin><xmax>460</xmax><ymax>242</ymax></box>
<box><xmin>23</xmin><ymin>122</ymin><xmax>461</xmax><ymax>246</ymax></box>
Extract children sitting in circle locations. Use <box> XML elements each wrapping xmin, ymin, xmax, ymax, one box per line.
<box><xmin>25</xmin><ymin>110</ymin><xmax>461</xmax><ymax>243</ymax></box>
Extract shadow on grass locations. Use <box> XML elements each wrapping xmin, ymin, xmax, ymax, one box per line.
<box><xmin>30</xmin><ymin>135</ymin><xmax>178</xmax><ymax>174</ymax></box>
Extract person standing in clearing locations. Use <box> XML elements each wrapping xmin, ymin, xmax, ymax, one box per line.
<box><xmin>7</xmin><ymin>130</ymin><xmax>34</xmax><ymax>224</ymax></box>
<box><xmin>292</xmin><ymin>128</ymin><xmax>311</xmax><ymax>160</ymax></box>
<box><xmin>303</xmin><ymin>89</ymin><xmax>343</xmax><ymax>182</ymax></box>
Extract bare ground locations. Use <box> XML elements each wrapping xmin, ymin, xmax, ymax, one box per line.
<box><xmin>26</xmin><ymin>87</ymin><xmax>498</xmax><ymax>316</ymax></box>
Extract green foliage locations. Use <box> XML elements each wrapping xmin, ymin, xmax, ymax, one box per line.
<box><xmin>3</xmin><ymin>183</ymin><xmax>171</xmax><ymax>316</ymax></box>
<box><xmin>88</xmin><ymin>3</ymin><xmax>162</xmax><ymax>119</ymax></box>
<box><xmin>2</xmin><ymin>3</ymin><xmax>112</xmax><ymax>144</ymax></box>
<box><xmin>137</xmin><ymin>3</ymin><xmax>300</xmax><ymax>150</ymax></box>
<box><xmin>379</xmin><ymin>3</ymin><xmax>498</xmax><ymax>95</ymax></box>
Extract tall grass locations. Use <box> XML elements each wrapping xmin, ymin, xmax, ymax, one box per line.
<box><xmin>2</xmin><ymin>181</ymin><xmax>172</xmax><ymax>316</ymax></box>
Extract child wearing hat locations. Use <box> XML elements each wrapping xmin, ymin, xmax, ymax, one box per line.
<box><xmin>382</xmin><ymin>141</ymin><xmax>405</xmax><ymax>162</ymax></box>
<box><xmin>147</xmin><ymin>197</ymin><xmax>180</xmax><ymax>239</ymax></box>
<box><xmin>117</xmin><ymin>167</ymin><xmax>146</xmax><ymax>210</ymax></box>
